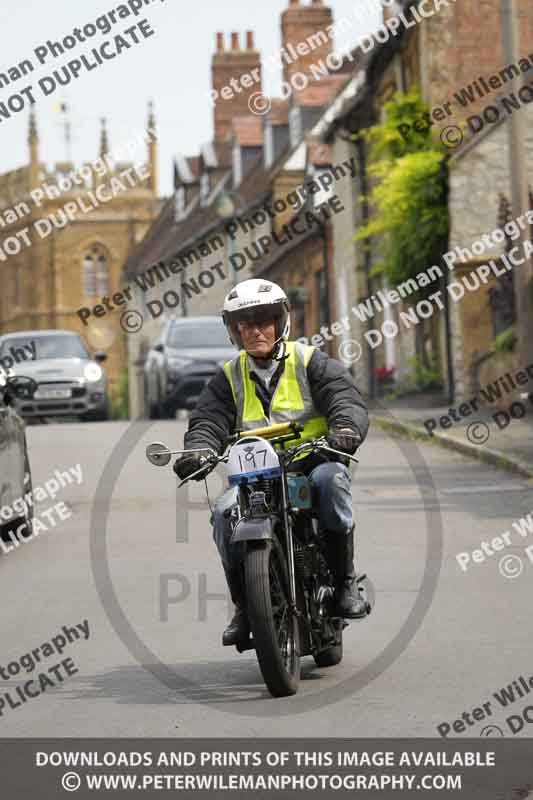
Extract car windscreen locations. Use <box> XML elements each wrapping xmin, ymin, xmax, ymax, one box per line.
<box><xmin>167</xmin><ymin>323</ymin><xmax>231</xmax><ymax>349</ymax></box>
<box><xmin>0</xmin><ymin>335</ymin><xmax>89</xmax><ymax>360</ymax></box>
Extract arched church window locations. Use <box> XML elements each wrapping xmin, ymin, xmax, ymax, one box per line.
<box><xmin>83</xmin><ymin>245</ymin><xmax>109</xmax><ymax>297</ymax></box>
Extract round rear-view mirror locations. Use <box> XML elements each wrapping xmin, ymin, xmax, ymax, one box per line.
<box><xmin>146</xmin><ymin>442</ymin><xmax>172</xmax><ymax>467</ymax></box>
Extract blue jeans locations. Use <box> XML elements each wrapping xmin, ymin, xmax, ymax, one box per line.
<box><xmin>211</xmin><ymin>462</ymin><xmax>353</xmax><ymax>570</ymax></box>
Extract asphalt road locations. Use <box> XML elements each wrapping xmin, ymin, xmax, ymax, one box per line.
<box><xmin>1</xmin><ymin>418</ymin><xmax>532</xmax><ymax>738</ymax></box>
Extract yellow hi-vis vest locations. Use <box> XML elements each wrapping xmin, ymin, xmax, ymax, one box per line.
<box><xmin>223</xmin><ymin>341</ymin><xmax>328</xmax><ymax>454</ymax></box>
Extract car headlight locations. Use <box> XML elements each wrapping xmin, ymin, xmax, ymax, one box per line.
<box><xmin>84</xmin><ymin>363</ymin><xmax>103</xmax><ymax>382</ymax></box>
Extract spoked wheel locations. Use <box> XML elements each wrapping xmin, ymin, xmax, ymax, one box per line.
<box><xmin>245</xmin><ymin>539</ymin><xmax>300</xmax><ymax>697</ymax></box>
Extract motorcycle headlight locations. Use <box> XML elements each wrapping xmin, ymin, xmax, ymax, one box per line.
<box><xmin>84</xmin><ymin>363</ymin><xmax>103</xmax><ymax>382</ymax></box>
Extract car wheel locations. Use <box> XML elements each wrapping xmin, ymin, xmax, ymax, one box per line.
<box><xmin>148</xmin><ymin>385</ymin><xmax>161</xmax><ymax>419</ymax></box>
<box><xmin>161</xmin><ymin>397</ymin><xmax>176</xmax><ymax>420</ymax></box>
<box><xmin>155</xmin><ymin>381</ymin><xmax>168</xmax><ymax>420</ymax></box>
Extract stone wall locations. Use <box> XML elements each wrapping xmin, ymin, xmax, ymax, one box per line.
<box><xmin>447</xmin><ymin>103</ymin><xmax>533</xmax><ymax>400</ymax></box>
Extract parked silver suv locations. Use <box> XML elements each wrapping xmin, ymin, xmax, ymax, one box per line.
<box><xmin>0</xmin><ymin>330</ymin><xmax>109</xmax><ymax>422</ymax></box>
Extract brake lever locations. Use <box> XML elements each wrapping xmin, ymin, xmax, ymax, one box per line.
<box><xmin>177</xmin><ymin>458</ymin><xmax>213</xmax><ymax>488</ymax></box>
<box><xmin>320</xmin><ymin>443</ymin><xmax>359</xmax><ymax>463</ymax></box>
<box><xmin>176</xmin><ymin>453</ymin><xmax>229</xmax><ymax>488</ymax></box>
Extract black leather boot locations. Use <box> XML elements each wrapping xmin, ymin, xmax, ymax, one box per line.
<box><xmin>222</xmin><ymin>567</ymin><xmax>250</xmax><ymax>646</ymax></box>
<box><xmin>325</xmin><ymin>526</ymin><xmax>368</xmax><ymax>619</ymax></box>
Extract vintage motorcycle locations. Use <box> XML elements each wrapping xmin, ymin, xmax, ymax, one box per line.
<box><xmin>146</xmin><ymin>421</ymin><xmax>370</xmax><ymax>698</ymax></box>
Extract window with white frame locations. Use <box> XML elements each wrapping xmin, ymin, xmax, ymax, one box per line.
<box><xmin>174</xmin><ymin>186</ymin><xmax>186</xmax><ymax>221</ymax></box>
<box><xmin>289</xmin><ymin>105</ymin><xmax>302</xmax><ymax>149</ymax></box>
<box><xmin>264</xmin><ymin>123</ymin><xmax>274</xmax><ymax>168</ymax></box>
<box><xmin>232</xmin><ymin>143</ymin><xmax>242</xmax><ymax>187</ymax></box>
<box><xmin>200</xmin><ymin>172</ymin><xmax>210</xmax><ymax>207</ymax></box>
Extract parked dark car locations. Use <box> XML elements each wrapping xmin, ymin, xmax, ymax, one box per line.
<box><xmin>144</xmin><ymin>316</ymin><xmax>235</xmax><ymax>418</ymax></box>
<box><xmin>0</xmin><ymin>374</ymin><xmax>36</xmax><ymax>548</ymax></box>
<box><xmin>0</xmin><ymin>330</ymin><xmax>110</xmax><ymax>422</ymax></box>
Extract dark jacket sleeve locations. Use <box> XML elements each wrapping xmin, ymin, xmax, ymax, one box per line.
<box><xmin>183</xmin><ymin>368</ymin><xmax>236</xmax><ymax>455</ymax></box>
<box><xmin>307</xmin><ymin>349</ymin><xmax>369</xmax><ymax>442</ymax></box>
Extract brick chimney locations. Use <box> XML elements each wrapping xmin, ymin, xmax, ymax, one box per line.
<box><xmin>280</xmin><ymin>0</ymin><xmax>333</xmax><ymax>86</ymax></box>
<box><xmin>212</xmin><ymin>31</ymin><xmax>262</xmax><ymax>143</ymax></box>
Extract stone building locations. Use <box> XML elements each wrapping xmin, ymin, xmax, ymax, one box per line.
<box><xmin>319</xmin><ymin>0</ymin><xmax>533</xmax><ymax>402</ymax></box>
<box><xmin>0</xmin><ymin>105</ymin><xmax>162</xmax><ymax>400</ymax></box>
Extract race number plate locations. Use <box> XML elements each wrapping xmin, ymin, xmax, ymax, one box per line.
<box><xmin>227</xmin><ymin>437</ymin><xmax>281</xmax><ymax>485</ymax></box>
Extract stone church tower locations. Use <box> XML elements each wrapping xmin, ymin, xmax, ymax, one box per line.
<box><xmin>0</xmin><ymin>105</ymin><xmax>161</xmax><ymax>403</ymax></box>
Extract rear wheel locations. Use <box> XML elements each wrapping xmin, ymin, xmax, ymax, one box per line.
<box><xmin>245</xmin><ymin>539</ymin><xmax>300</xmax><ymax>697</ymax></box>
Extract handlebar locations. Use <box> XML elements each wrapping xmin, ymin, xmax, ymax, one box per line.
<box><xmin>236</xmin><ymin>421</ymin><xmax>303</xmax><ymax>440</ymax></box>
<box><xmin>146</xmin><ymin>428</ymin><xmax>359</xmax><ymax>487</ymax></box>
<box><xmin>177</xmin><ymin>438</ymin><xmax>357</xmax><ymax>487</ymax></box>
<box><xmin>283</xmin><ymin>436</ymin><xmax>359</xmax><ymax>466</ymax></box>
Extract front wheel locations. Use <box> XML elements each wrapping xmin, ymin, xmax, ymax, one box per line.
<box><xmin>245</xmin><ymin>539</ymin><xmax>300</xmax><ymax>697</ymax></box>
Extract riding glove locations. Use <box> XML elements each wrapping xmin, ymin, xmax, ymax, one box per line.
<box><xmin>173</xmin><ymin>452</ymin><xmax>210</xmax><ymax>481</ymax></box>
<box><xmin>327</xmin><ymin>427</ymin><xmax>362</xmax><ymax>455</ymax></box>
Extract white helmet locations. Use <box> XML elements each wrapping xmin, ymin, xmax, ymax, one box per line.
<box><xmin>222</xmin><ymin>279</ymin><xmax>291</xmax><ymax>353</ymax></box>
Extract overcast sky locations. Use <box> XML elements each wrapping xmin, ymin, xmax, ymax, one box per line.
<box><xmin>0</xmin><ymin>0</ymin><xmax>382</xmax><ymax>196</ymax></box>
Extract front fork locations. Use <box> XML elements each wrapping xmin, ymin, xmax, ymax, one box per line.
<box><xmin>279</xmin><ymin>466</ymin><xmax>299</xmax><ymax>621</ymax></box>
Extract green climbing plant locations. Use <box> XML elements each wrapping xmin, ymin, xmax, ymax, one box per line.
<box><xmin>355</xmin><ymin>87</ymin><xmax>449</xmax><ymax>290</ymax></box>
<box><xmin>355</xmin><ymin>87</ymin><xmax>450</xmax><ymax>378</ymax></box>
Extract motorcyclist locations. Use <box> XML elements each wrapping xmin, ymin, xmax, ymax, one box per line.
<box><xmin>173</xmin><ymin>278</ymin><xmax>369</xmax><ymax>646</ymax></box>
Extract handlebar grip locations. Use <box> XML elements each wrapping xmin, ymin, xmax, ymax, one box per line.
<box><xmin>238</xmin><ymin>422</ymin><xmax>301</xmax><ymax>439</ymax></box>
